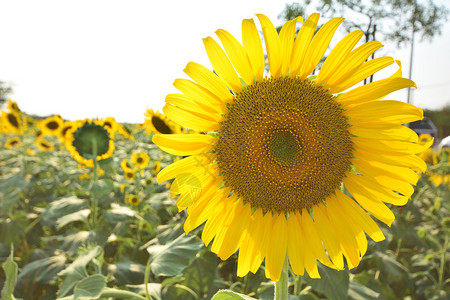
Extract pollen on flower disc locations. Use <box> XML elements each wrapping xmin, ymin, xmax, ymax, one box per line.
<box><xmin>215</xmin><ymin>77</ymin><xmax>354</xmax><ymax>213</ymax></box>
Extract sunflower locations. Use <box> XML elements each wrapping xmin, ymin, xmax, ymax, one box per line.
<box><xmin>101</xmin><ymin>117</ymin><xmax>119</xmax><ymax>137</ymax></box>
<box><xmin>36</xmin><ymin>138</ymin><xmax>54</xmax><ymax>152</ymax></box>
<box><xmin>7</xmin><ymin>100</ymin><xmax>20</xmax><ymax>113</ymax></box>
<box><xmin>144</xmin><ymin>108</ymin><xmax>181</xmax><ymax>135</ymax></box>
<box><xmin>65</xmin><ymin>119</ymin><xmax>115</xmax><ymax>167</ymax></box>
<box><xmin>131</xmin><ymin>151</ymin><xmax>150</xmax><ymax>169</ymax></box>
<box><xmin>124</xmin><ymin>170</ymin><xmax>135</xmax><ymax>181</ymax></box>
<box><xmin>121</xmin><ymin>158</ymin><xmax>136</xmax><ymax>173</ymax></box>
<box><xmin>59</xmin><ymin>121</ymin><xmax>77</xmax><ymax>141</ymax></box>
<box><xmin>152</xmin><ymin>13</ymin><xmax>431</xmax><ymax>281</ymax></box>
<box><xmin>39</xmin><ymin>115</ymin><xmax>64</xmax><ymax>136</ymax></box>
<box><xmin>1</xmin><ymin>110</ymin><xmax>22</xmax><ymax>134</ymax></box>
<box><xmin>5</xmin><ymin>136</ymin><xmax>20</xmax><ymax>149</ymax></box>
<box><xmin>427</xmin><ymin>148</ymin><xmax>450</xmax><ymax>187</ymax></box>
<box><xmin>126</xmin><ymin>193</ymin><xmax>140</xmax><ymax>206</ymax></box>
<box><xmin>152</xmin><ymin>161</ymin><xmax>161</xmax><ymax>175</ymax></box>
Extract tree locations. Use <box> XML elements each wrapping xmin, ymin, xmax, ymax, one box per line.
<box><xmin>0</xmin><ymin>81</ymin><xmax>13</xmax><ymax>107</ymax></box>
<box><xmin>279</xmin><ymin>0</ymin><xmax>448</xmax><ymax>86</ymax></box>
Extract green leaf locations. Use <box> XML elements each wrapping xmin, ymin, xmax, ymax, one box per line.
<box><xmin>57</xmin><ymin>246</ymin><xmax>103</xmax><ymax>298</ymax></box>
<box><xmin>211</xmin><ymin>290</ymin><xmax>257</xmax><ymax>300</ymax></box>
<box><xmin>106</xmin><ymin>258</ymin><xmax>145</xmax><ymax>285</ymax></box>
<box><xmin>73</xmin><ymin>274</ymin><xmax>106</xmax><ymax>300</ymax></box>
<box><xmin>56</xmin><ymin>209</ymin><xmax>90</xmax><ymax>230</ymax></box>
<box><xmin>181</xmin><ymin>251</ymin><xmax>220</xmax><ymax>299</ymax></box>
<box><xmin>41</xmin><ymin>196</ymin><xmax>88</xmax><ymax>227</ymax></box>
<box><xmin>127</xmin><ymin>283</ymin><xmax>161</xmax><ymax>300</ymax></box>
<box><xmin>304</xmin><ymin>263</ymin><xmax>349</xmax><ymax>300</ymax></box>
<box><xmin>102</xmin><ymin>203</ymin><xmax>143</xmax><ymax>224</ymax></box>
<box><xmin>1</xmin><ymin>246</ymin><xmax>18</xmax><ymax>300</ymax></box>
<box><xmin>147</xmin><ymin>233</ymin><xmax>203</xmax><ymax>277</ymax></box>
<box><xmin>17</xmin><ymin>252</ymin><xmax>67</xmax><ymax>284</ymax></box>
<box><xmin>348</xmin><ymin>281</ymin><xmax>379</xmax><ymax>300</ymax></box>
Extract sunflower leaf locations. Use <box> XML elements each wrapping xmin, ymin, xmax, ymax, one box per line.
<box><xmin>1</xmin><ymin>246</ymin><xmax>18</xmax><ymax>300</ymax></box>
<box><xmin>146</xmin><ymin>233</ymin><xmax>203</xmax><ymax>277</ymax></box>
<box><xmin>210</xmin><ymin>290</ymin><xmax>257</xmax><ymax>300</ymax></box>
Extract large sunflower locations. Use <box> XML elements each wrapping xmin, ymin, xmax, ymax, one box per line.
<box><xmin>65</xmin><ymin>119</ymin><xmax>115</xmax><ymax>167</ymax></box>
<box><xmin>152</xmin><ymin>13</ymin><xmax>430</xmax><ymax>281</ymax></box>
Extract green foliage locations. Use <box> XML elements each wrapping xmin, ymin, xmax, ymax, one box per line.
<box><xmin>0</xmin><ymin>119</ymin><xmax>448</xmax><ymax>300</ymax></box>
<box><xmin>424</xmin><ymin>104</ymin><xmax>450</xmax><ymax>138</ymax></box>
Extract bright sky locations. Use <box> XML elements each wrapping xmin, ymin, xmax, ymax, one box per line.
<box><xmin>0</xmin><ymin>0</ymin><xmax>449</xmax><ymax>124</ymax></box>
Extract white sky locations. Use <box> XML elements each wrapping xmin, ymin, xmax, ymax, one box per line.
<box><xmin>0</xmin><ymin>0</ymin><xmax>449</xmax><ymax>123</ymax></box>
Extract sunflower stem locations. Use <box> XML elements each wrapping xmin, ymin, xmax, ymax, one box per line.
<box><xmin>89</xmin><ymin>138</ymin><xmax>99</xmax><ymax>229</ymax></box>
<box><xmin>274</xmin><ymin>254</ymin><xmax>289</xmax><ymax>300</ymax></box>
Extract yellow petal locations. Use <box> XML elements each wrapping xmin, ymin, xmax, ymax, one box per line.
<box><xmin>237</xmin><ymin>209</ymin><xmax>267</xmax><ymax>276</ymax></box>
<box><xmin>165</xmin><ymin>93</ymin><xmax>221</xmax><ymax>122</ymax></box>
<box><xmin>216</xmin><ymin>29</ymin><xmax>255</xmax><ymax>86</ymax></box>
<box><xmin>163</xmin><ymin>104</ymin><xmax>220</xmax><ymax>132</ymax></box>
<box><xmin>353</xmin><ymin>158</ymin><xmax>419</xmax><ymax>185</ymax></box>
<box><xmin>183</xmin><ymin>62</ymin><xmax>233</xmax><ymax>103</ymax></box>
<box><xmin>338</xmin><ymin>78</ymin><xmax>416</xmax><ymax>107</ymax></box>
<box><xmin>290</xmin><ymin>13</ymin><xmax>320</xmax><ymax>77</ymax></box>
<box><xmin>250</xmin><ymin>209</ymin><xmax>272</xmax><ymax>273</ymax></box>
<box><xmin>353</xmin><ymin>136</ymin><xmax>433</xmax><ymax>156</ymax></box>
<box><xmin>173</xmin><ymin>78</ymin><xmax>227</xmax><ymax>114</ymax></box>
<box><xmin>156</xmin><ymin>154</ymin><xmax>211</xmax><ymax>183</ymax></box>
<box><xmin>325</xmin><ymin>195</ymin><xmax>361</xmax><ymax>269</ymax></box>
<box><xmin>335</xmin><ymin>190</ymin><xmax>385</xmax><ymax>242</ymax></box>
<box><xmin>213</xmin><ymin>199</ymin><xmax>251</xmax><ymax>260</ymax></box>
<box><xmin>203</xmin><ymin>37</ymin><xmax>242</xmax><ymax>93</ymax></box>
<box><xmin>313</xmin><ymin>203</ymin><xmax>344</xmax><ymax>269</ymax></box>
<box><xmin>355</xmin><ymin>147</ymin><xmax>427</xmax><ymax>173</ymax></box>
<box><xmin>316</xmin><ymin>30</ymin><xmax>364</xmax><ymax>85</ymax></box>
<box><xmin>279</xmin><ymin>17</ymin><xmax>303</xmax><ymax>76</ymax></box>
<box><xmin>257</xmin><ymin>14</ymin><xmax>282</xmax><ymax>77</ymax></box>
<box><xmin>329</xmin><ymin>56</ymin><xmax>394</xmax><ymax>94</ymax></box>
<box><xmin>299</xmin><ymin>17</ymin><xmax>344</xmax><ymax>79</ymax></box>
<box><xmin>184</xmin><ymin>178</ymin><xmax>226</xmax><ymax>233</ymax></box>
<box><xmin>346</xmin><ymin>100</ymin><xmax>423</xmax><ymax>126</ymax></box>
<box><xmin>175</xmin><ymin>166</ymin><xmax>219</xmax><ymax>211</ymax></box>
<box><xmin>265</xmin><ymin>213</ymin><xmax>288</xmax><ymax>281</ymax></box>
<box><xmin>153</xmin><ymin>134</ymin><xmax>216</xmax><ymax>156</ymax></box>
<box><xmin>325</xmin><ymin>41</ymin><xmax>383</xmax><ymax>89</ymax></box>
<box><xmin>287</xmin><ymin>212</ymin><xmax>305</xmax><ymax>276</ymax></box>
<box><xmin>349</xmin><ymin>125</ymin><xmax>419</xmax><ymax>143</ymax></box>
<box><xmin>343</xmin><ymin>175</ymin><xmax>396</xmax><ymax>226</ymax></box>
<box><xmin>344</xmin><ymin>172</ymin><xmax>408</xmax><ymax>207</ymax></box>
<box><xmin>242</xmin><ymin>18</ymin><xmax>265</xmax><ymax>81</ymax></box>
<box><xmin>201</xmin><ymin>201</ymin><xmax>228</xmax><ymax>246</ymax></box>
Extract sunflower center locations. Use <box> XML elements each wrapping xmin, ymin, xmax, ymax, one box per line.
<box><xmin>151</xmin><ymin>117</ymin><xmax>172</xmax><ymax>134</ymax></box>
<box><xmin>72</xmin><ymin>123</ymin><xmax>111</xmax><ymax>159</ymax></box>
<box><xmin>268</xmin><ymin>130</ymin><xmax>302</xmax><ymax>164</ymax></box>
<box><xmin>137</xmin><ymin>157</ymin><xmax>144</xmax><ymax>164</ymax></box>
<box><xmin>215</xmin><ymin>77</ymin><xmax>353</xmax><ymax>213</ymax></box>
<box><xmin>46</xmin><ymin>121</ymin><xmax>59</xmax><ymax>130</ymax></box>
<box><xmin>7</xmin><ymin>114</ymin><xmax>19</xmax><ymax>128</ymax></box>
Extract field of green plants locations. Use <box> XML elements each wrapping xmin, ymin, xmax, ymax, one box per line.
<box><xmin>0</xmin><ymin>103</ymin><xmax>449</xmax><ymax>300</ymax></box>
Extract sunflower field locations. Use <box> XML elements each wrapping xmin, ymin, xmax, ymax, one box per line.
<box><xmin>0</xmin><ymin>99</ymin><xmax>448</xmax><ymax>300</ymax></box>
<box><xmin>1</xmin><ymin>10</ymin><xmax>450</xmax><ymax>300</ymax></box>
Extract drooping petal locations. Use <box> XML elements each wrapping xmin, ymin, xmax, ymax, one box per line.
<box><xmin>265</xmin><ymin>213</ymin><xmax>288</xmax><ymax>281</ymax></box>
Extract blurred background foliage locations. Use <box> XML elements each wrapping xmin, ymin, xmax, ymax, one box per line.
<box><xmin>0</xmin><ymin>101</ymin><xmax>448</xmax><ymax>299</ymax></box>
